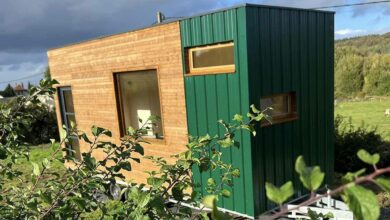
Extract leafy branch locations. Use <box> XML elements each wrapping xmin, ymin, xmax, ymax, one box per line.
<box><xmin>265</xmin><ymin>149</ymin><xmax>390</xmax><ymax>220</ymax></box>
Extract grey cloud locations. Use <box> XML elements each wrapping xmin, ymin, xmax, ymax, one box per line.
<box><xmin>0</xmin><ymin>0</ymin><xmax>228</xmax><ymax>53</ymax></box>
<box><xmin>0</xmin><ymin>52</ymin><xmax>46</xmax><ymax>65</ymax></box>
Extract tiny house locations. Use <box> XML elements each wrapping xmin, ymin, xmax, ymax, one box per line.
<box><xmin>48</xmin><ymin>4</ymin><xmax>334</xmax><ymax>218</ymax></box>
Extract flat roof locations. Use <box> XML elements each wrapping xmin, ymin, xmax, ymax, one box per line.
<box><xmin>48</xmin><ymin>3</ymin><xmax>334</xmax><ymax>51</ymax></box>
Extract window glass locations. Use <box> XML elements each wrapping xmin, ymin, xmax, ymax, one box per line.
<box><xmin>260</xmin><ymin>92</ymin><xmax>297</xmax><ymax>125</ymax></box>
<box><xmin>192</xmin><ymin>44</ymin><xmax>234</xmax><ymax>68</ymax></box>
<box><xmin>187</xmin><ymin>42</ymin><xmax>235</xmax><ymax>74</ymax></box>
<box><xmin>261</xmin><ymin>96</ymin><xmax>289</xmax><ymax>117</ymax></box>
<box><xmin>66</xmin><ymin>114</ymin><xmax>76</xmax><ymax>127</ymax></box>
<box><xmin>116</xmin><ymin>70</ymin><xmax>163</xmax><ymax>139</ymax></box>
<box><xmin>58</xmin><ymin>87</ymin><xmax>80</xmax><ymax>159</ymax></box>
<box><xmin>63</xmin><ymin>90</ymin><xmax>74</xmax><ymax>113</ymax></box>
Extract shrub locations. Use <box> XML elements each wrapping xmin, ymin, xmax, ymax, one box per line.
<box><xmin>2</xmin><ymin>96</ymin><xmax>59</xmax><ymax>145</ymax></box>
<box><xmin>334</xmin><ymin>115</ymin><xmax>390</xmax><ymax>173</ymax></box>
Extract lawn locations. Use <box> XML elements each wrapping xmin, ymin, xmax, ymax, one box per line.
<box><xmin>335</xmin><ymin>97</ymin><xmax>390</xmax><ymax>140</ymax></box>
<box><xmin>3</xmin><ymin>143</ymin><xmax>66</xmax><ymax>188</ymax></box>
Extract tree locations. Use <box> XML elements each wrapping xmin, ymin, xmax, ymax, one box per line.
<box><xmin>335</xmin><ymin>52</ymin><xmax>364</xmax><ymax>97</ymax></box>
<box><xmin>363</xmin><ymin>54</ymin><xmax>390</xmax><ymax>96</ymax></box>
<box><xmin>44</xmin><ymin>66</ymin><xmax>51</xmax><ymax>80</ymax></box>
<box><xmin>27</xmin><ymin>81</ymin><xmax>33</xmax><ymax>90</ymax></box>
<box><xmin>1</xmin><ymin>83</ymin><xmax>16</xmax><ymax>97</ymax></box>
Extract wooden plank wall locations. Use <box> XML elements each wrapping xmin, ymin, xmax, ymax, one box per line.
<box><xmin>47</xmin><ymin>22</ymin><xmax>188</xmax><ymax>183</ymax></box>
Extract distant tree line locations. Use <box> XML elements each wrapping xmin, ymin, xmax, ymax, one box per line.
<box><xmin>335</xmin><ymin>32</ymin><xmax>390</xmax><ymax>98</ymax></box>
<box><xmin>0</xmin><ymin>84</ymin><xmax>16</xmax><ymax>97</ymax></box>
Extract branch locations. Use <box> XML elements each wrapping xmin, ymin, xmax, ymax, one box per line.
<box><xmin>268</xmin><ymin>166</ymin><xmax>390</xmax><ymax>220</ymax></box>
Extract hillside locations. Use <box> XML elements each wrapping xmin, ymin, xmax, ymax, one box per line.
<box><xmin>336</xmin><ymin>32</ymin><xmax>390</xmax><ymax>55</ymax></box>
<box><xmin>335</xmin><ymin>32</ymin><xmax>390</xmax><ymax>98</ymax></box>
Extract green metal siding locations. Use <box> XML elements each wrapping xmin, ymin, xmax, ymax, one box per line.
<box><xmin>180</xmin><ymin>7</ymin><xmax>255</xmax><ymax>216</ymax></box>
<box><xmin>180</xmin><ymin>4</ymin><xmax>334</xmax><ymax>217</ymax></box>
<box><xmin>245</xmin><ymin>6</ymin><xmax>334</xmax><ymax>215</ymax></box>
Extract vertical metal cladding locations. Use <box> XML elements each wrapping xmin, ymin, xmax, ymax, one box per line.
<box><xmin>180</xmin><ymin>7</ymin><xmax>255</xmax><ymax>216</ymax></box>
<box><xmin>181</xmin><ymin>4</ymin><xmax>334</xmax><ymax>217</ymax></box>
<box><xmin>245</xmin><ymin>6</ymin><xmax>334</xmax><ymax>215</ymax></box>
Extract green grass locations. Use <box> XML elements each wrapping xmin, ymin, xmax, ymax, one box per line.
<box><xmin>4</xmin><ymin>144</ymin><xmax>66</xmax><ymax>188</ymax></box>
<box><xmin>335</xmin><ymin>97</ymin><xmax>390</xmax><ymax>140</ymax></box>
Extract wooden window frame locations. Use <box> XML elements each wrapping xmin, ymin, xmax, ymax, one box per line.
<box><xmin>113</xmin><ymin>69</ymin><xmax>165</xmax><ymax>142</ymax></box>
<box><xmin>261</xmin><ymin>92</ymin><xmax>298</xmax><ymax>127</ymax></box>
<box><xmin>186</xmin><ymin>41</ymin><xmax>235</xmax><ymax>75</ymax></box>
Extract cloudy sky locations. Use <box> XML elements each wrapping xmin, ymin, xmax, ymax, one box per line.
<box><xmin>0</xmin><ymin>0</ymin><xmax>389</xmax><ymax>89</ymax></box>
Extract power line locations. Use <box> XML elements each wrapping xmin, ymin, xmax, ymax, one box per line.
<box><xmin>311</xmin><ymin>0</ymin><xmax>390</xmax><ymax>9</ymax></box>
<box><xmin>0</xmin><ymin>72</ymin><xmax>43</xmax><ymax>85</ymax></box>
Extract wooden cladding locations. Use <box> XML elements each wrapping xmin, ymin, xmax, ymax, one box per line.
<box><xmin>48</xmin><ymin>22</ymin><xmax>188</xmax><ymax>184</ymax></box>
<box><xmin>185</xmin><ymin>41</ymin><xmax>235</xmax><ymax>75</ymax></box>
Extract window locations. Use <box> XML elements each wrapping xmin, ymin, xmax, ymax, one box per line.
<box><xmin>115</xmin><ymin>70</ymin><xmax>163</xmax><ymax>139</ymax></box>
<box><xmin>260</xmin><ymin>92</ymin><xmax>297</xmax><ymax>126</ymax></box>
<box><xmin>58</xmin><ymin>87</ymin><xmax>80</xmax><ymax>158</ymax></box>
<box><xmin>186</xmin><ymin>42</ymin><xmax>235</xmax><ymax>74</ymax></box>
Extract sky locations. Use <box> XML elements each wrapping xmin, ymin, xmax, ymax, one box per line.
<box><xmin>0</xmin><ymin>0</ymin><xmax>389</xmax><ymax>90</ymax></box>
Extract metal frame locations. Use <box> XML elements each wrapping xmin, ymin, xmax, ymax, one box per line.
<box><xmin>57</xmin><ymin>86</ymin><xmax>77</xmax><ymax>156</ymax></box>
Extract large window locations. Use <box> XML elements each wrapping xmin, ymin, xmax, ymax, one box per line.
<box><xmin>260</xmin><ymin>92</ymin><xmax>297</xmax><ymax>126</ymax></box>
<box><xmin>186</xmin><ymin>41</ymin><xmax>235</xmax><ymax>75</ymax></box>
<box><xmin>58</xmin><ymin>87</ymin><xmax>80</xmax><ymax>158</ymax></box>
<box><xmin>115</xmin><ymin>70</ymin><xmax>163</xmax><ymax>139</ymax></box>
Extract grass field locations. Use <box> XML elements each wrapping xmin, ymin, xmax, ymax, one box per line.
<box><xmin>335</xmin><ymin>97</ymin><xmax>390</xmax><ymax>140</ymax></box>
<box><xmin>4</xmin><ymin>144</ymin><xmax>65</xmax><ymax>188</ymax></box>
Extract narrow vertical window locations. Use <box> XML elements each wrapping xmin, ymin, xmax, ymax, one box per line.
<box><xmin>260</xmin><ymin>92</ymin><xmax>298</xmax><ymax>126</ymax></box>
<box><xmin>115</xmin><ymin>70</ymin><xmax>164</xmax><ymax>139</ymax></box>
<box><xmin>58</xmin><ymin>87</ymin><xmax>80</xmax><ymax>158</ymax></box>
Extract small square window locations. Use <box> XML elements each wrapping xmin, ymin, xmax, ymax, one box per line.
<box><xmin>260</xmin><ymin>92</ymin><xmax>297</xmax><ymax>126</ymax></box>
<box><xmin>186</xmin><ymin>41</ymin><xmax>235</xmax><ymax>75</ymax></box>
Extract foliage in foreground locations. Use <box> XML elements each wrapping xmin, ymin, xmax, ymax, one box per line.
<box><xmin>0</xmin><ymin>78</ymin><xmax>389</xmax><ymax>220</ymax></box>
<box><xmin>0</xmin><ymin>78</ymin><xmax>268</xmax><ymax>219</ymax></box>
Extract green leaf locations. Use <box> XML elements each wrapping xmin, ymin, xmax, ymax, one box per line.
<box><xmin>265</xmin><ymin>181</ymin><xmax>294</xmax><ymax>205</ymax></box>
<box><xmin>295</xmin><ymin>155</ymin><xmax>306</xmax><ymax>174</ymax></box>
<box><xmin>119</xmin><ymin>161</ymin><xmax>132</xmax><ymax>171</ymax></box>
<box><xmin>207</xmin><ymin>178</ymin><xmax>216</xmax><ymax>186</ymax></box>
<box><xmin>295</xmin><ymin>156</ymin><xmax>324</xmax><ymax>191</ymax></box>
<box><xmin>217</xmin><ymin>137</ymin><xmax>234</xmax><ymax>148</ymax></box>
<box><xmin>42</xmin><ymin>158</ymin><xmax>50</xmax><ymax>168</ymax></box>
<box><xmin>0</xmin><ymin>148</ymin><xmax>7</xmax><ymax>160</ymax></box>
<box><xmin>31</xmin><ymin>162</ymin><xmax>40</xmax><ymax>176</ymax></box>
<box><xmin>204</xmin><ymin>196</ymin><xmax>233</xmax><ymax>220</ymax></box>
<box><xmin>199</xmin><ymin>134</ymin><xmax>211</xmax><ymax>143</ymax></box>
<box><xmin>233</xmin><ymin>114</ymin><xmax>243</xmax><ymax>122</ymax></box>
<box><xmin>50</xmin><ymin>141</ymin><xmax>60</xmax><ymax>152</ymax></box>
<box><xmin>221</xmin><ymin>189</ymin><xmax>231</xmax><ymax>198</ymax></box>
<box><xmin>91</xmin><ymin>126</ymin><xmax>112</xmax><ymax>137</ymax></box>
<box><xmin>172</xmin><ymin>184</ymin><xmax>184</xmax><ymax>201</ymax></box>
<box><xmin>203</xmin><ymin>195</ymin><xmax>217</xmax><ymax>208</ymax></box>
<box><xmin>147</xmin><ymin>177</ymin><xmax>164</xmax><ymax>188</ymax></box>
<box><xmin>376</xmin><ymin>177</ymin><xmax>390</xmax><ymax>192</ymax></box>
<box><xmin>357</xmin><ymin>149</ymin><xmax>380</xmax><ymax>165</ymax></box>
<box><xmin>250</xmin><ymin>104</ymin><xmax>260</xmax><ymax>114</ymax></box>
<box><xmin>342</xmin><ymin>185</ymin><xmax>380</xmax><ymax>220</ymax></box>
<box><xmin>71</xmin><ymin>197</ymin><xmax>87</xmax><ymax>210</ymax></box>
<box><xmin>231</xmin><ymin>169</ymin><xmax>240</xmax><ymax>178</ymax></box>
<box><xmin>79</xmin><ymin>133</ymin><xmax>92</xmax><ymax>144</ymax></box>
<box><xmin>342</xmin><ymin>169</ymin><xmax>366</xmax><ymax>183</ymax></box>
<box><xmin>134</xmin><ymin>144</ymin><xmax>144</xmax><ymax>156</ymax></box>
